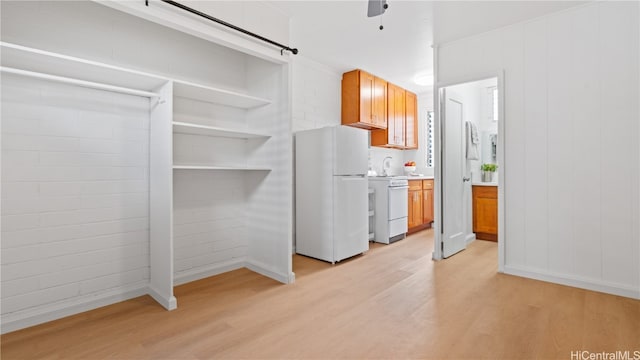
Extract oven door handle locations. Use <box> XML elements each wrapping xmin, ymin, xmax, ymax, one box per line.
<box><xmin>389</xmin><ymin>186</ymin><xmax>409</xmax><ymax>190</ymax></box>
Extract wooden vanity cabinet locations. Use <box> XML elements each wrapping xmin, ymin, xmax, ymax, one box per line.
<box><xmin>408</xmin><ymin>179</ymin><xmax>434</xmax><ymax>234</ymax></box>
<box><xmin>472</xmin><ymin>185</ymin><xmax>498</xmax><ymax>241</ymax></box>
<box><xmin>341</xmin><ymin>69</ymin><xmax>387</xmax><ymax>130</ymax></box>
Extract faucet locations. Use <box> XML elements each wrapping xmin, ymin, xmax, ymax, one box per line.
<box><xmin>382</xmin><ymin>156</ymin><xmax>392</xmax><ymax>176</ymax></box>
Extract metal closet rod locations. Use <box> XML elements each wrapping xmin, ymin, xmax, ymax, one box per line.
<box><xmin>147</xmin><ymin>0</ymin><xmax>299</xmax><ymax>55</ymax></box>
<box><xmin>0</xmin><ymin>66</ymin><xmax>161</xmax><ymax>99</ymax></box>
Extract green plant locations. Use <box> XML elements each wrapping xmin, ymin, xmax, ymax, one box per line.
<box><xmin>481</xmin><ymin>163</ymin><xmax>498</xmax><ymax>172</ymax></box>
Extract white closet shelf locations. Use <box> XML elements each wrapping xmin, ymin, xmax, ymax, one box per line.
<box><xmin>174</xmin><ymin>80</ymin><xmax>271</xmax><ymax>109</ymax></box>
<box><xmin>0</xmin><ymin>42</ymin><xmax>272</xmax><ymax>108</ymax></box>
<box><xmin>173</xmin><ymin>165</ymin><xmax>271</xmax><ymax>171</ymax></box>
<box><xmin>0</xmin><ymin>41</ymin><xmax>167</xmax><ymax>93</ymax></box>
<box><xmin>173</xmin><ymin>121</ymin><xmax>270</xmax><ymax>139</ymax></box>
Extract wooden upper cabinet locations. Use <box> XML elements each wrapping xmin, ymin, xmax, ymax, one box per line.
<box><xmin>341</xmin><ymin>69</ymin><xmax>387</xmax><ymax>130</ymax></box>
<box><xmin>372</xmin><ymin>75</ymin><xmax>387</xmax><ymax>128</ymax></box>
<box><xmin>405</xmin><ymin>91</ymin><xmax>418</xmax><ymax>149</ymax></box>
<box><xmin>371</xmin><ymin>83</ymin><xmax>405</xmax><ymax>148</ymax></box>
<box><xmin>393</xmin><ymin>86</ymin><xmax>406</xmax><ymax>147</ymax></box>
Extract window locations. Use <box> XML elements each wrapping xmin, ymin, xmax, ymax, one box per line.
<box><xmin>426</xmin><ymin>111</ymin><xmax>434</xmax><ymax>168</ymax></box>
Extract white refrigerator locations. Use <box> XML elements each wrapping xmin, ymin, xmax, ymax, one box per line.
<box><xmin>295</xmin><ymin>125</ymin><xmax>369</xmax><ymax>263</ymax></box>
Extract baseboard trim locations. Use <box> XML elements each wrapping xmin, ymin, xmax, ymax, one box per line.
<box><xmin>407</xmin><ymin>222</ymin><xmax>432</xmax><ymax>235</ymax></box>
<box><xmin>245</xmin><ymin>259</ymin><xmax>293</xmax><ymax>284</ymax></box>
<box><xmin>0</xmin><ymin>282</ymin><xmax>148</xmax><ymax>334</ymax></box>
<box><xmin>503</xmin><ymin>265</ymin><xmax>640</xmax><ymax>300</ymax></box>
<box><xmin>173</xmin><ymin>258</ymin><xmax>245</xmax><ymax>286</ymax></box>
<box><xmin>147</xmin><ymin>286</ymin><xmax>177</xmax><ymax>310</ymax></box>
<box><xmin>465</xmin><ymin>233</ymin><xmax>476</xmax><ymax>244</ymax></box>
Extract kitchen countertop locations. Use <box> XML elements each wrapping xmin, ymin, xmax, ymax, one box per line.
<box><xmin>406</xmin><ymin>175</ymin><xmax>434</xmax><ymax>180</ymax></box>
<box><xmin>368</xmin><ymin>175</ymin><xmax>434</xmax><ymax>181</ymax></box>
<box><xmin>472</xmin><ymin>182</ymin><xmax>498</xmax><ymax>187</ymax></box>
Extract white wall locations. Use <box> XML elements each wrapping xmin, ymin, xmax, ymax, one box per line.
<box><xmin>437</xmin><ymin>1</ymin><xmax>640</xmax><ymax>298</ymax></box>
<box><xmin>370</xmin><ymin>148</ymin><xmax>404</xmax><ymax>176</ymax></box>
<box><xmin>291</xmin><ymin>55</ymin><xmax>341</xmax><ymax>132</ymax></box>
<box><xmin>403</xmin><ymin>91</ymin><xmax>435</xmax><ymax>176</ymax></box>
<box><xmin>1</xmin><ymin>75</ymin><xmax>151</xmax><ymax>323</ymax></box>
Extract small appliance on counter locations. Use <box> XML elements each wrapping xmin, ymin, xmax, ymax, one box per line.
<box><xmin>295</xmin><ymin>125</ymin><xmax>369</xmax><ymax>264</ymax></box>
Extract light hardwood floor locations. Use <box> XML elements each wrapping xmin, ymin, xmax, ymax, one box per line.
<box><xmin>2</xmin><ymin>230</ymin><xmax>639</xmax><ymax>359</ymax></box>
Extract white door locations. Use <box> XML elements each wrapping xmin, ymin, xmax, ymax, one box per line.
<box><xmin>333</xmin><ymin>176</ymin><xmax>369</xmax><ymax>262</ymax></box>
<box><xmin>441</xmin><ymin>90</ymin><xmax>467</xmax><ymax>258</ymax></box>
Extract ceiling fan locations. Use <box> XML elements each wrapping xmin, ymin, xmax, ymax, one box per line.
<box><xmin>367</xmin><ymin>0</ymin><xmax>388</xmax><ymax>30</ymax></box>
<box><xmin>367</xmin><ymin>0</ymin><xmax>388</xmax><ymax>17</ymax></box>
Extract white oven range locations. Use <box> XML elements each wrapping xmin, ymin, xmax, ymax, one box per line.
<box><xmin>369</xmin><ymin>176</ymin><xmax>409</xmax><ymax>244</ymax></box>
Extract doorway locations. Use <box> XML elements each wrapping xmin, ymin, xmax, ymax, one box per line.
<box><xmin>433</xmin><ymin>74</ymin><xmax>505</xmax><ymax>271</ymax></box>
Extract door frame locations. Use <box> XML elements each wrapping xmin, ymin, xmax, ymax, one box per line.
<box><xmin>432</xmin><ymin>70</ymin><xmax>506</xmax><ymax>273</ymax></box>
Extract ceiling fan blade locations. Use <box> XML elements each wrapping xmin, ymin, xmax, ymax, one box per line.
<box><xmin>367</xmin><ymin>0</ymin><xmax>387</xmax><ymax>17</ymax></box>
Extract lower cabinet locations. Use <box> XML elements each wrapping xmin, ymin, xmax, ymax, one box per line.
<box><xmin>423</xmin><ymin>180</ymin><xmax>433</xmax><ymax>224</ymax></box>
<box><xmin>472</xmin><ymin>185</ymin><xmax>498</xmax><ymax>241</ymax></box>
<box><xmin>408</xmin><ymin>181</ymin><xmax>422</xmax><ymax>229</ymax></box>
<box><xmin>408</xmin><ymin>179</ymin><xmax>434</xmax><ymax>234</ymax></box>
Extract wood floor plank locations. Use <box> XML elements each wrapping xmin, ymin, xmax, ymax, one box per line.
<box><xmin>2</xmin><ymin>230</ymin><xmax>639</xmax><ymax>359</ymax></box>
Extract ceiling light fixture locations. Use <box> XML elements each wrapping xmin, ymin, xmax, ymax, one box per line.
<box><xmin>413</xmin><ymin>73</ymin><xmax>434</xmax><ymax>86</ymax></box>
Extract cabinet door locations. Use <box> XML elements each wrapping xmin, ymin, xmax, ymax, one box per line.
<box><xmin>359</xmin><ymin>71</ymin><xmax>374</xmax><ymax>126</ymax></box>
<box><xmin>372</xmin><ymin>82</ymin><xmax>402</xmax><ymax>148</ymax></box>
<box><xmin>408</xmin><ymin>190</ymin><xmax>423</xmax><ymax>229</ymax></box>
<box><xmin>394</xmin><ymin>87</ymin><xmax>406</xmax><ymax>147</ymax></box>
<box><xmin>386</xmin><ymin>83</ymin><xmax>398</xmax><ymax>145</ymax></box>
<box><xmin>472</xmin><ymin>186</ymin><xmax>498</xmax><ymax>240</ymax></box>
<box><xmin>342</xmin><ymin>70</ymin><xmax>385</xmax><ymax>130</ymax></box>
<box><xmin>405</xmin><ymin>91</ymin><xmax>418</xmax><ymax>149</ymax></box>
<box><xmin>423</xmin><ymin>189</ymin><xmax>433</xmax><ymax>223</ymax></box>
<box><xmin>373</xmin><ymin>76</ymin><xmax>387</xmax><ymax>128</ymax></box>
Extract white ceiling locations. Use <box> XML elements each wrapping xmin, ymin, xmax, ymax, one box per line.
<box><xmin>269</xmin><ymin>0</ymin><xmax>434</xmax><ymax>94</ymax></box>
<box><xmin>269</xmin><ymin>1</ymin><xmax>588</xmax><ymax>94</ymax></box>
